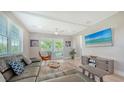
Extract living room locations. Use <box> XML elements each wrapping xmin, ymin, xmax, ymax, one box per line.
<box><xmin>0</xmin><ymin>11</ymin><xmax>124</xmax><ymax>82</ymax></box>
<box><xmin>1</xmin><ymin>0</ymin><xmax>124</xmax><ymax>93</ymax></box>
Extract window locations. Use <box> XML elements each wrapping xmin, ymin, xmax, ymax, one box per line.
<box><xmin>40</xmin><ymin>39</ymin><xmax>52</xmax><ymax>52</ymax></box>
<box><xmin>40</xmin><ymin>38</ymin><xmax>64</xmax><ymax>59</ymax></box>
<box><xmin>54</xmin><ymin>39</ymin><xmax>63</xmax><ymax>58</ymax></box>
<box><xmin>0</xmin><ymin>16</ymin><xmax>8</xmax><ymax>55</ymax></box>
<box><xmin>0</xmin><ymin>15</ymin><xmax>22</xmax><ymax>56</ymax></box>
<box><xmin>9</xmin><ymin>24</ymin><xmax>21</xmax><ymax>54</ymax></box>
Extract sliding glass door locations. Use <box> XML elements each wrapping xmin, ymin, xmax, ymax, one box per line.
<box><xmin>54</xmin><ymin>39</ymin><xmax>63</xmax><ymax>59</ymax></box>
<box><xmin>40</xmin><ymin>39</ymin><xmax>52</xmax><ymax>52</ymax></box>
<box><xmin>40</xmin><ymin>38</ymin><xmax>63</xmax><ymax>59</ymax></box>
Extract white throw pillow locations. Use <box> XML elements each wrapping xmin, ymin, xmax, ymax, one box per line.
<box><xmin>23</xmin><ymin>56</ymin><xmax>32</xmax><ymax>65</ymax></box>
<box><xmin>0</xmin><ymin>72</ymin><xmax>6</xmax><ymax>82</ymax></box>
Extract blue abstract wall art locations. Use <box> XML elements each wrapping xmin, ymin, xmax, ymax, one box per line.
<box><xmin>84</xmin><ymin>28</ymin><xmax>113</xmax><ymax>47</ymax></box>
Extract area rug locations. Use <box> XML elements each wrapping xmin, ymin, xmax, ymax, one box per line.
<box><xmin>36</xmin><ymin>69</ymin><xmax>94</xmax><ymax>82</ymax></box>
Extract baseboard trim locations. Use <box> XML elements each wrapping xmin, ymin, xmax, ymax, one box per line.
<box><xmin>63</xmin><ymin>56</ymin><xmax>80</xmax><ymax>60</ymax></box>
<box><xmin>114</xmin><ymin>70</ymin><xmax>124</xmax><ymax>77</ymax></box>
<box><xmin>64</xmin><ymin>57</ymin><xmax>71</xmax><ymax>59</ymax></box>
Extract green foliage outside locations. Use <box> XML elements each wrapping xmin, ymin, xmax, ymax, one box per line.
<box><xmin>39</xmin><ymin>39</ymin><xmax>63</xmax><ymax>58</ymax></box>
<box><xmin>0</xmin><ymin>39</ymin><xmax>20</xmax><ymax>55</ymax></box>
<box><xmin>0</xmin><ymin>43</ymin><xmax>7</xmax><ymax>55</ymax></box>
<box><xmin>11</xmin><ymin>46</ymin><xmax>19</xmax><ymax>53</ymax></box>
<box><xmin>40</xmin><ymin>39</ymin><xmax>63</xmax><ymax>51</ymax></box>
<box><xmin>40</xmin><ymin>39</ymin><xmax>52</xmax><ymax>51</ymax></box>
<box><xmin>55</xmin><ymin>40</ymin><xmax>63</xmax><ymax>50</ymax></box>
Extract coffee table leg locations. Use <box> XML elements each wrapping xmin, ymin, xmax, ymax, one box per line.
<box><xmin>100</xmin><ymin>77</ymin><xmax>103</xmax><ymax>82</ymax></box>
<box><xmin>88</xmin><ymin>72</ymin><xmax>90</xmax><ymax>78</ymax></box>
<box><xmin>92</xmin><ymin>74</ymin><xmax>95</xmax><ymax>80</ymax></box>
<box><xmin>82</xmin><ymin>69</ymin><xmax>85</xmax><ymax>74</ymax></box>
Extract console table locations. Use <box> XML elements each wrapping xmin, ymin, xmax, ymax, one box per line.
<box><xmin>79</xmin><ymin>65</ymin><xmax>109</xmax><ymax>82</ymax></box>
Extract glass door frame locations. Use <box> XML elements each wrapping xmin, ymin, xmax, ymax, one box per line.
<box><xmin>40</xmin><ymin>38</ymin><xmax>64</xmax><ymax>60</ymax></box>
<box><xmin>53</xmin><ymin>38</ymin><xmax>64</xmax><ymax>59</ymax></box>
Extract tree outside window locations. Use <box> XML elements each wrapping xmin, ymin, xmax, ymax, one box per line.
<box><xmin>39</xmin><ymin>38</ymin><xmax>63</xmax><ymax>59</ymax></box>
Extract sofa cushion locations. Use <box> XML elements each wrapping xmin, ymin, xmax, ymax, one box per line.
<box><xmin>15</xmin><ymin>77</ymin><xmax>36</xmax><ymax>82</ymax></box>
<box><xmin>0</xmin><ymin>72</ymin><xmax>6</xmax><ymax>82</ymax></box>
<box><xmin>2</xmin><ymin>69</ymin><xmax>15</xmax><ymax>81</ymax></box>
<box><xmin>23</xmin><ymin>56</ymin><xmax>32</xmax><ymax>65</ymax></box>
<box><xmin>9</xmin><ymin>67</ymin><xmax>39</xmax><ymax>82</ymax></box>
<box><xmin>0</xmin><ymin>54</ymin><xmax>24</xmax><ymax>73</ymax></box>
<box><xmin>0</xmin><ymin>58</ymin><xmax>10</xmax><ymax>72</ymax></box>
<box><xmin>30</xmin><ymin>58</ymin><xmax>41</xmax><ymax>63</ymax></box>
<box><xmin>9</xmin><ymin>61</ymin><xmax>24</xmax><ymax>75</ymax></box>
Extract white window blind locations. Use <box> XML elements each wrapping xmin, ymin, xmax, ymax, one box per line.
<box><xmin>0</xmin><ymin>15</ymin><xmax>22</xmax><ymax>56</ymax></box>
<box><xmin>0</xmin><ymin>16</ymin><xmax>8</xmax><ymax>55</ymax></box>
<box><xmin>9</xmin><ymin>24</ymin><xmax>21</xmax><ymax>54</ymax></box>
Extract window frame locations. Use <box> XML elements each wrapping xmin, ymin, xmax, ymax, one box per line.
<box><xmin>0</xmin><ymin>16</ymin><xmax>8</xmax><ymax>56</ymax></box>
<box><xmin>9</xmin><ymin>23</ymin><xmax>22</xmax><ymax>54</ymax></box>
<box><xmin>0</xmin><ymin>15</ymin><xmax>22</xmax><ymax>57</ymax></box>
<box><xmin>39</xmin><ymin>38</ymin><xmax>64</xmax><ymax>59</ymax></box>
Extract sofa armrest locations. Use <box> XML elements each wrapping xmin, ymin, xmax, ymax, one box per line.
<box><xmin>30</xmin><ymin>58</ymin><xmax>41</xmax><ymax>63</ymax></box>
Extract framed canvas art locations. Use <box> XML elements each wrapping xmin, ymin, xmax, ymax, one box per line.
<box><xmin>65</xmin><ymin>41</ymin><xmax>71</xmax><ymax>47</ymax></box>
<box><xmin>84</xmin><ymin>28</ymin><xmax>113</xmax><ymax>47</ymax></box>
<box><xmin>30</xmin><ymin>40</ymin><xmax>39</xmax><ymax>47</ymax></box>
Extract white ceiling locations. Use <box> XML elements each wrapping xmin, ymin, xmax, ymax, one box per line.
<box><xmin>12</xmin><ymin>11</ymin><xmax>118</xmax><ymax>36</ymax></box>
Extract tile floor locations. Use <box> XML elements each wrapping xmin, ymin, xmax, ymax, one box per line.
<box><xmin>40</xmin><ymin>58</ymin><xmax>124</xmax><ymax>82</ymax></box>
<box><xmin>66</xmin><ymin>58</ymin><xmax>124</xmax><ymax>82</ymax></box>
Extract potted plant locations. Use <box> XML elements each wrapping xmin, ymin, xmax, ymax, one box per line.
<box><xmin>69</xmin><ymin>49</ymin><xmax>76</xmax><ymax>59</ymax></box>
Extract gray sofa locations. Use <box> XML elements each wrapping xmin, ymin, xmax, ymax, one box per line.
<box><xmin>0</xmin><ymin>54</ymin><xmax>95</xmax><ymax>82</ymax></box>
<box><xmin>0</xmin><ymin>54</ymin><xmax>41</xmax><ymax>82</ymax></box>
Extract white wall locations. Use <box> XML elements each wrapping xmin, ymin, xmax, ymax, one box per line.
<box><xmin>72</xmin><ymin>35</ymin><xmax>82</xmax><ymax>57</ymax></box>
<box><xmin>29</xmin><ymin>32</ymin><xmax>73</xmax><ymax>59</ymax></box>
<box><xmin>0</xmin><ymin>12</ymin><xmax>30</xmax><ymax>58</ymax></box>
<box><xmin>73</xmin><ymin>12</ymin><xmax>124</xmax><ymax>76</ymax></box>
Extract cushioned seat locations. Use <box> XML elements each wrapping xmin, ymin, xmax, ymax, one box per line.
<box><xmin>0</xmin><ymin>72</ymin><xmax>6</xmax><ymax>82</ymax></box>
<box><xmin>15</xmin><ymin>77</ymin><xmax>36</xmax><ymax>82</ymax></box>
<box><xmin>9</xmin><ymin>67</ymin><xmax>40</xmax><ymax>82</ymax></box>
